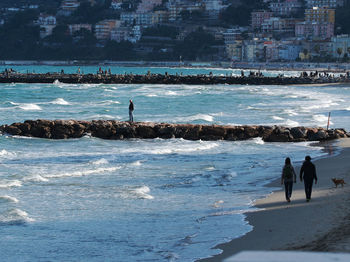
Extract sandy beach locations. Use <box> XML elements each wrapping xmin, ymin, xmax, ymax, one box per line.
<box><xmin>201</xmin><ymin>138</ymin><xmax>350</xmax><ymax>261</ymax></box>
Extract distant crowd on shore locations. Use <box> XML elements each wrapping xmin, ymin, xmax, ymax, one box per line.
<box><xmin>2</xmin><ymin>67</ymin><xmax>350</xmax><ymax>80</ymax></box>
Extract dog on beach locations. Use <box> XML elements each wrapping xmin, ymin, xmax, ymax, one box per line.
<box><xmin>332</xmin><ymin>178</ymin><xmax>346</xmax><ymax>188</ymax></box>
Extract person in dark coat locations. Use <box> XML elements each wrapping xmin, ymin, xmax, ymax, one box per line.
<box><xmin>281</xmin><ymin>157</ymin><xmax>296</xmax><ymax>202</ymax></box>
<box><xmin>129</xmin><ymin>100</ymin><xmax>134</xmax><ymax>122</ymax></box>
<box><xmin>300</xmin><ymin>155</ymin><xmax>317</xmax><ymax>202</ymax></box>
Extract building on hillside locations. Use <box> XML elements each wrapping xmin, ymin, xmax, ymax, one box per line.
<box><xmin>137</xmin><ymin>0</ymin><xmax>162</xmax><ymax>13</ymax></box>
<box><xmin>251</xmin><ymin>10</ymin><xmax>273</xmax><ymax>30</ymax></box>
<box><xmin>35</xmin><ymin>14</ymin><xmax>57</xmax><ymax>38</ymax></box>
<box><xmin>68</xmin><ymin>24</ymin><xmax>92</xmax><ymax>35</ymax></box>
<box><xmin>35</xmin><ymin>14</ymin><xmax>56</xmax><ymax>26</ymax></box>
<box><xmin>226</xmin><ymin>41</ymin><xmax>243</xmax><ymax>61</ymax></box>
<box><xmin>261</xmin><ymin>17</ymin><xmax>299</xmax><ymax>34</ymax></box>
<box><xmin>223</xmin><ymin>28</ymin><xmax>244</xmax><ymax>44</ymax></box>
<box><xmin>60</xmin><ymin>0</ymin><xmax>80</xmax><ymax>11</ymax></box>
<box><xmin>305</xmin><ymin>0</ymin><xmax>344</xmax><ymax>8</ymax></box>
<box><xmin>111</xmin><ymin>27</ymin><xmax>130</xmax><ymax>42</ymax></box>
<box><xmin>95</xmin><ymin>20</ymin><xmax>120</xmax><ymax>40</ymax></box>
<box><xmin>242</xmin><ymin>39</ymin><xmax>265</xmax><ymax>62</ymax></box>
<box><xmin>331</xmin><ymin>34</ymin><xmax>350</xmax><ymax>58</ymax></box>
<box><xmin>295</xmin><ymin>21</ymin><xmax>334</xmax><ymax>39</ymax></box>
<box><xmin>121</xmin><ymin>12</ymin><xmax>161</xmax><ymax>27</ymax></box>
<box><xmin>204</xmin><ymin>0</ymin><xmax>224</xmax><ymax>18</ymax></box>
<box><xmin>279</xmin><ymin>42</ymin><xmax>302</xmax><ymax>60</ymax></box>
<box><xmin>269</xmin><ymin>0</ymin><xmax>303</xmax><ymax>16</ymax></box>
<box><xmin>305</xmin><ymin>7</ymin><xmax>335</xmax><ymax>23</ymax></box>
<box><xmin>111</xmin><ymin>0</ymin><xmax>123</xmax><ymax>10</ymax></box>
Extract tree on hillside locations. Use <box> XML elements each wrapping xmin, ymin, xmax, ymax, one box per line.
<box><xmin>174</xmin><ymin>28</ymin><xmax>218</xmax><ymax>60</ymax></box>
<box><xmin>219</xmin><ymin>0</ymin><xmax>268</xmax><ymax>26</ymax></box>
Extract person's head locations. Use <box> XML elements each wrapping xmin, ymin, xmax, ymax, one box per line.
<box><xmin>305</xmin><ymin>155</ymin><xmax>311</xmax><ymax>161</ymax></box>
<box><xmin>130</xmin><ymin>99</ymin><xmax>132</xmax><ymax>103</ymax></box>
<box><xmin>285</xmin><ymin>157</ymin><xmax>291</xmax><ymax>165</ymax></box>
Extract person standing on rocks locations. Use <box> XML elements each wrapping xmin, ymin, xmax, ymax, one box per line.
<box><xmin>300</xmin><ymin>155</ymin><xmax>317</xmax><ymax>202</ymax></box>
<box><xmin>281</xmin><ymin>157</ymin><xmax>296</xmax><ymax>202</ymax></box>
<box><xmin>129</xmin><ymin>100</ymin><xmax>134</xmax><ymax>122</ymax></box>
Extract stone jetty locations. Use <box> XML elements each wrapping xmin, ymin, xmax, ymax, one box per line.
<box><xmin>0</xmin><ymin>120</ymin><xmax>349</xmax><ymax>142</ymax></box>
<box><xmin>1</xmin><ymin>72</ymin><xmax>350</xmax><ymax>85</ymax></box>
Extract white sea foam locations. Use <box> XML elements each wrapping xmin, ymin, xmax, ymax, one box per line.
<box><xmin>51</xmin><ymin>98</ymin><xmax>70</xmax><ymax>105</ymax></box>
<box><xmin>53</xmin><ymin>79</ymin><xmax>61</xmax><ymax>85</ymax></box>
<box><xmin>0</xmin><ymin>195</ymin><xmax>19</xmax><ymax>203</ymax></box>
<box><xmin>313</xmin><ymin>114</ymin><xmax>329</xmax><ymax>124</ymax></box>
<box><xmin>252</xmin><ymin>137</ymin><xmax>264</xmax><ymax>145</ymax></box>
<box><xmin>23</xmin><ymin>174</ymin><xmax>49</xmax><ymax>182</ymax></box>
<box><xmin>146</xmin><ymin>94</ymin><xmax>158</xmax><ymax>97</ymax></box>
<box><xmin>283</xmin><ymin>109</ymin><xmax>298</xmax><ymax>116</ymax></box>
<box><xmin>91</xmin><ymin>158</ymin><xmax>109</xmax><ymax>165</ymax></box>
<box><xmin>175</xmin><ymin>114</ymin><xmax>214</xmax><ymax>123</ymax></box>
<box><xmin>282</xmin><ymin>119</ymin><xmax>299</xmax><ymax>127</ymax></box>
<box><xmin>132</xmin><ymin>186</ymin><xmax>154</xmax><ymax>200</ymax></box>
<box><xmin>0</xmin><ymin>149</ymin><xmax>16</xmax><ymax>158</ymax></box>
<box><xmin>19</xmin><ymin>103</ymin><xmax>42</xmax><ymax>111</ymax></box>
<box><xmin>0</xmin><ymin>180</ymin><xmax>22</xmax><ymax>188</ymax></box>
<box><xmin>130</xmin><ymin>160</ymin><xmax>142</xmax><ymax>166</ymax></box>
<box><xmin>0</xmin><ymin>208</ymin><xmax>34</xmax><ymax>225</ymax></box>
<box><xmin>272</xmin><ymin>116</ymin><xmax>284</xmax><ymax>121</ymax></box>
<box><xmin>45</xmin><ymin>166</ymin><xmax>121</xmax><ymax>179</ymax></box>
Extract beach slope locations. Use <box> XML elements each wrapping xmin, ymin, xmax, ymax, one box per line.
<box><xmin>201</xmin><ymin>138</ymin><xmax>350</xmax><ymax>261</ymax></box>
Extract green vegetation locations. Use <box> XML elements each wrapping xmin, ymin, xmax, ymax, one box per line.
<box><xmin>219</xmin><ymin>0</ymin><xmax>268</xmax><ymax>26</ymax></box>
<box><xmin>335</xmin><ymin>2</ymin><xmax>350</xmax><ymax>34</ymax></box>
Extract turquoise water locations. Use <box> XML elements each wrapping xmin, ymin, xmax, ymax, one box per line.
<box><xmin>0</xmin><ymin>64</ymin><xmax>301</xmax><ymax>77</ymax></box>
<box><xmin>0</xmin><ymin>69</ymin><xmax>350</xmax><ymax>261</ymax></box>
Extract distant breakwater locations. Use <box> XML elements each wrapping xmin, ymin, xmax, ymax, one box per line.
<box><xmin>1</xmin><ymin>72</ymin><xmax>350</xmax><ymax>85</ymax></box>
<box><xmin>1</xmin><ymin>120</ymin><xmax>349</xmax><ymax>142</ymax></box>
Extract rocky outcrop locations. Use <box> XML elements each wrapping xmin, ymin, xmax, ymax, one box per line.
<box><xmin>0</xmin><ymin>120</ymin><xmax>348</xmax><ymax>142</ymax></box>
<box><xmin>0</xmin><ymin>73</ymin><xmax>350</xmax><ymax>85</ymax></box>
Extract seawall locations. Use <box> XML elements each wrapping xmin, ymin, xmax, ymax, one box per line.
<box><xmin>0</xmin><ymin>120</ymin><xmax>349</xmax><ymax>142</ymax></box>
<box><xmin>1</xmin><ymin>73</ymin><xmax>350</xmax><ymax>85</ymax></box>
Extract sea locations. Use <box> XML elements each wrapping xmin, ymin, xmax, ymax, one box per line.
<box><xmin>0</xmin><ymin>65</ymin><xmax>350</xmax><ymax>262</ymax></box>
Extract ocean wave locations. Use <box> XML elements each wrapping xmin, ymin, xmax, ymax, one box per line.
<box><xmin>272</xmin><ymin>116</ymin><xmax>284</xmax><ymax>121</ymax></box>
<box><xmin>91</xmin><ymin>158</ymin><xmax>109</xmax><ymax>165</ymax></box>
<box><xmin>252</xmin><ymin>137</ymin><xmax>264</xmax><ymax>145</ymax></box>
<box><xmin>0</xmin><ymin>208</ymin><xmax>34</xmax><ymax>225</ymax></box>
<box><xmin>0</xmin><ymin>195</ymin><xmax>19</xmax><ymax>204</ymax></box>
<box><xmin>45</xmin><ymin>166</ymin><xmax>121</xmax><ymax>179</ymax></box>
<box><xmin>10</xmin><ymin>102</ymin><xmax>42</xmax><ymax>111</ymax></box>
<box><xmin>123</xmin><ymin>186</ymin><xmax>154</xmax><ymax>200</ymax></box>
<box><xmin>283</xmin><ymin>109</ymin><xmax>298</xmax><ymax>116</ymax></box>
<box><xmin>175</xmin><ymin>114</ymin><xmax>214</xmax><ymax>123</ymax></box>
<box><xmin>51</xmin><ymin>98</ymin><xmax>70</xmax><ymax>105</ymax></box>
<box><xmin>0</xmin><ymin>149</ymin><xmax>16</xmax><ymax>158</ymax></box>
<box><xmin>23</xmin><ymin>174</ymin><xmax>49</xmax><ymax>182</ymax></box>
<box><xmin>282</xmin><ymin>119</ymin><xmax>299</xmax><ymax>127</ymax></box>
<box><xmin>53</xmin><ymin>79</ymin><xmax>61</xmax><ymax>85</ymax></box>
<box><xmin>312</xmin><ymin>114</ymin><xmax>329</xmax><ymax>124</ymax></box>
<box><xmin>130</xmin><ymin>160</ymin><xmax>142</xmax><ymax>166</ymax></box>
<box><xmin>0</xmin><ymin>180</ymin><xmax>22</xmax><ymax>188</ymax></box>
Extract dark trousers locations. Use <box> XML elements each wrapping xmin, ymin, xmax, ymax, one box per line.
<box><xmin>284</xmin><ymin>181</ymin><xmax>293</xmax><ymax>200</ymax></box>
<box><xmin>129</xmin><ymin>110</ymin><xmax>133</xmax><ymax>122</ymax></box>
<box><xmin>304</xmin><ymin>180</ymin><xmax>313</xmax><ymax>200</ymax></box>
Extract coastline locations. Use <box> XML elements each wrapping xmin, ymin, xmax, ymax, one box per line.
<box><xmin>200</xmin><ymin>138</ymin><xmax>350</xmax><ymax>262</ymax></box>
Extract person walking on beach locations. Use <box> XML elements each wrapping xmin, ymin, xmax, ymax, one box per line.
<box><xmin>281</xmin><ymin>157</ymin><xmax>296</xmax><ymax>202</ymax></box>
<box><xmin>300</xmin><ymin>155</ymin><xmax>317</xmax><ymax>202</ymax></box>
<box><xmin>129</xmin><ymin>100</ymin><xmax>134</xmax><ymax>122</ymax></box>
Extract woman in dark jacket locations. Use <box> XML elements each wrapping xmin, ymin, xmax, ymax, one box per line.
<box><xmin>281</xmin><ymin>157</ymin><xmax>297</xmax><ymax>202</ymax></box>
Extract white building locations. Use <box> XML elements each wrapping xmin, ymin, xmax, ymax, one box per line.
<box><xmin>305</xmin><ymin>0</ymin><xmax>344</xmax><ymax>8</ymax></box>
<box><xmin>331</xmin><ymin>34</ymin><xmax>350</xmax><ymax>58</ymax></box>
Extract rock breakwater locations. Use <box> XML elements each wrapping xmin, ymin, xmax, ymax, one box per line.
<box><xmin>0</xmin><ymin>120</ymin><xmax>348</xmax><ymax>142</ymax></box>
<box><xmin>1</xmin><ymin>72</ymin><xmax>350</xmax><ymax>85</ymax></box>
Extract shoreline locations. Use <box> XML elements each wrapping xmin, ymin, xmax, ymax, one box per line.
<box><xmin>200</xmin><ymin>138</ymin><xmax>350</xmax><ymax>261</ymax></box>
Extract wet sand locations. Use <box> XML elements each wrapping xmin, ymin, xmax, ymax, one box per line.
<box><xmin>200</xmin><ymin>138</ymin><xmax>350</xmax><ymax>261</ymax></box>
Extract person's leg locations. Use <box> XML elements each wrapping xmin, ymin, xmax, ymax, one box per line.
<box><xmin>284</xmin><ymin>182</ymin><xmax>289</xmax><ymax>201</ymax></box>
<box><xmin>288</xmin><ymin>181</ymin><xmax>293</xmax><ymax>199</ymax></box>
